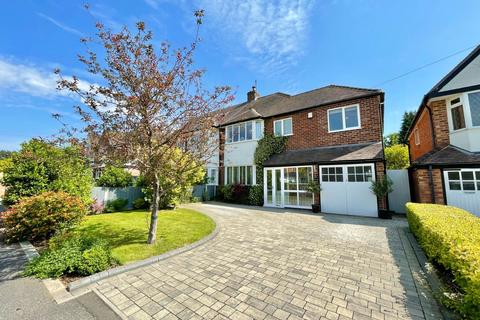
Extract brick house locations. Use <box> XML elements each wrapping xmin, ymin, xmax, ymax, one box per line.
<box><xmin>214</xmin><ymin>85</ymin><xmax>387</xmax><ymax>217</ymax></box>
<box><xmin>407</xmin><ymin>45</ymin><xmax>480</xmax><ymax>216</ymax></box>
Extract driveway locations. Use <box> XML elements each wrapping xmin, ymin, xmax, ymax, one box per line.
<box><xmin>89</xmin><ymin>203</ymin><xmax>443</xmax><ymax>320</ymax></box>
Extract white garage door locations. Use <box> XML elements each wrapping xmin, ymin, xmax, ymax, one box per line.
<box><xmin>320</xmin><ymin>163</ymin><xmax>378</xmax><ymax>217</ymax></box>
<box><xmin>444</xmin><ymin>169</ymin><xmax>480</xmax><ymax>216</ymax></box>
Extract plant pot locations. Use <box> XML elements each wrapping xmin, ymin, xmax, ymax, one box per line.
<box><xmin>311</xmin><ymin>204</ymin><xmax>320</xmax><ymax>213</ymax></box>
<box><xmin>378</xmin><ymin>209</ymin><xmax>392</xmax><ymax>219</ymax></box>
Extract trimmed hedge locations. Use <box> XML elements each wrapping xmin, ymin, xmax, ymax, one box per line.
<box><xmin>406</xmin><ymin>203</ymin><xmax>480</xmax><ymax>318</ymax></box>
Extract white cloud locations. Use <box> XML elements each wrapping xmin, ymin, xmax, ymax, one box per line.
<box><xmin>197</xmin><ymin>0</ymin><xmax>315</xmax><ymax>75</ymax></box>
<box><xmin>0</xmin><ymin>58</ymin><xmax>92</xmax><ymax>98</ymax></box>
<box><xmin>37</xmin><ymin>12</ymin><xmax>85</xmax><ymax>37</ymax></box>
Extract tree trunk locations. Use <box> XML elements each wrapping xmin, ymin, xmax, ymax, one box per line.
<box><xmin>147</xmin><ymin>177</ymin><xmax>160</xmax><ymax>244</ymax></box>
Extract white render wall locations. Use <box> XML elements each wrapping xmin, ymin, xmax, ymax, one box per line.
<box><xmin>440</xmin><ymin>54</ymin><xmax>480</xmax><ymax>92</ymax></box>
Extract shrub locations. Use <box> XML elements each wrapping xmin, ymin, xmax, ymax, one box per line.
<box><xmin>248</xmin><ymin>185</ymin><xmax>263</xmax><ymax>206</ymax></box>
<box><xmin>2</xmin><ymin>139</ymin><xmax>93</xmax><ymax>206</ymax></box>
<box><xmin>24</xmin><ymin>234</ymin><xmax>115</xmax><ymax>278</ymax></box>
<box><xmin>406</xmin><ymin>203</ymin><xmax>480</xmax><ymax>317</ymax></box>
<box><xmin>218</xmin><ymin>184</ymin><xmax>234</xmax><ymax>202</ymax></box>
<box><xmin>96</xmin><ymin>166</ymin><xmax>133</xmax><ymax>188</ymax></box>
<box><xmin>384</xmin><ymin>144</ymin><xmax>409</xmax><ymax>169</ymax></box>
<box><xmin>370</xmin><ymin>176</ymin><xmax>393</xmax><ymax>198</ymax></box>
<box><xmin>89</xmin><ymin>200</ymin><xmax>104</xmax><ymax>215</ymax></box>
<box><xmin>132</xmin><ymin>197</ymin><xmax>149</xmax><ymax>210</ymax></box>
<box><xmin>218</xmin><ymin>184</ymin><xmax>250</xmax><ymax>204</ymax></box>
<box><xmin>3</xmin><ymin>192</ymin><xmax>87</xmax><ymax>243</ymax></box>
<box><xmin>104</xmin><ymin>198</ymin><xmax>128</xmax><ymax>213</ymax></box>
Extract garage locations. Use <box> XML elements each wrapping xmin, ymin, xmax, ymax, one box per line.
<box><xmin>444</xmin><ymin>168</ymin><xmax>480</xmax><ymax>216</ymax></box>
<box><xmin>320</xmin><ymin>163</ymin><xmax>378</xmax><ymax>217</ymax></box>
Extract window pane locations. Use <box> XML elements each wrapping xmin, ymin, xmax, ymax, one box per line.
<box><xmin>233</xmin><ymin>125</ymin><xmax>240</xmax><ymax>142</ymax></box>
<box><xmin>227</xmin><ymin>126</ymin><xmax>232</xmax><ymax>143</ymax></box>
<box><xmin>274</xmin><ymin>121</ymin><xmax>282</xmax><ymax>136</ymax></box>
<box><xmin>477</xmin><ymin>182</ymin><xmax>480</xmax><ymax>191</ymax></box>
<box><xmin>348</xmin><ymin>174</ymin><xmax>355</xmax><ymax>182</ymax></box>
<box><xmin>227</xmin><ymin>167</ymin><xmax>232</xmax><ymax>184</ymax></box>
<box><xmin>451</xmin><ymin>105</ymin><xmax>466</xmax><ymax>130</ymax></box>
<box><xmin>239</xmin><ymin>124</ymin><xmax>246</xmax><ymax>141</ymax></box>
<box><xmin>329</xmin><ymin>168</ymin><xmax>335</xmax><ymax>175</ymax></box>
<box><xmin>298</xmin><ymin>167</ymin><xmax>309</xmax><ymax>190</ymax></box>
<box><xmin>322</xmin><ymin>168</ymin><xmax>328</xmax><ymax>175</ymax></box>
<box><xmin>283</xmin><ymin>119</ymin><xmax>292</xmax><ymax>135</ymax></box>
<box><xmin>255</xmin><ymin>121</ymin><xmax>263</xmax><ymax>139</ymax></box>
<box><xmin>322</xmin><ymin>174</ymin><xmax>329</xmax><ymax>182</ymax></box>
<box><xmin>329</xmin><ymin>109</ymin><xmax>343</xmax><ymax>131</ymax></box>
<box><xmin>476</xmin><ymin>171</ymin><xmax>480</xmax><ymax>180</ymax></box>
<box><xmin>246</xmin><ymin>122</ymin><xmax>253</xmax><ymax>140</ymax></box>
<box><xmin>345</xmin><ymin>106</ymin><xmax>359</xmax><ymax>128</ymax></box>
<box><xmin>246</xmin><ymin>166</ymin><xmax>253</xmax><ymax>185</ymax></box>
<box><xmin>355</xmin><ymin>166</ymin><xmax>364</xmax><ymax>174</ymax></box>
<box><xmin>285</xmin><ymin>192</ymin><xmax>298</xmax><ymax>206</ymax></box>
<box><xmin>462</xmin><ymin>171</ymin><xmax>474</xmax><ymax>180</ymax></box>
<box><xmin>347</xmin><ymin>167</ymin><xmax>354</xmax><ymax>174</ymax></box>
<box><xmin>468</xmin><ymin>92</ymin><xmax>480</xmax><ymax>126</ymax></box>
<box><xmin>337</xmin><ymin>174</ymin><xmax>343</xmax><ymax>182</ymax></box>
<box><xmin>356</xmin><ymin>174</ymin><xmax>364</xmax><ymax>182</ymax></box>
<box><xmin>299</xmin><ymin>192</ymin><xmax>313</xmax><ymax>207</ymax></box>
<box><xmin>329</xmin><ymin>174</ymin><xmax>336</xmax><ymax>181</ymax></box>
<box><xmin>463</xmin><ymin>182</ymin><xmax>475</xmax><ymax>191</ymax></box>
<box><xmin>234</xmin><ymin>167</ymin><xmax>239</xmax><ymax>183</ymax></box>
<box><xmin>240</xmin><ymin>166</ymin><xmax>246</xmax><ymax>184</ymax></box>
<box><xmin>285</xmin><ymin>168</ymin><xmax>297</xmax><ymax>190</ymax></box>
<box><xmin>448</xmin><ymin>171</ymin><xmax>460</xmax><ymax>180</ymax></box>
<box><xmin>449</xmin><ymin>181</ymin><xmax>461</xmax><ymax>190</ymax></box>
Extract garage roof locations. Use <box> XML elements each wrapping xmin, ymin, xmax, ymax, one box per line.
<box><xmin>264</xmin><ymin>142</ymin><xmax>384</xmax><ymax>167</ymax></box>
<box><xmin>412</xmin><ymin>145</ymin><xmax>480</xmax><ymax>167</ymax></box>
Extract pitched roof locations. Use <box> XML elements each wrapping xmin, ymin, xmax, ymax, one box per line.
<box><xmin>218</xmin><ymin>85</ymin><xmax>382</xmax><ymax>126</ymax></box>
<box><xmin>264</xmin><ymin>142</ymin><xmax>384</xmax><ymax>167</ymax></box>
<box><xmin>412</xmin><ymin>145</ymin><xmax>480</xmax><ymax>167</ymax></box>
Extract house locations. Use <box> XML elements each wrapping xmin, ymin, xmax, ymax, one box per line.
<box><xmin>215</xmin><ymin>85</ymin><xmax>387</xmax><ymax>217</ymax></box>
<box><xmin>407</xmin><ymin>45</ymin><xmax>480</xmax><ymax>216</ymax></box>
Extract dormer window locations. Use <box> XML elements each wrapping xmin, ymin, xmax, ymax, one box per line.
<box><xmin>450</xmin><ymin>97</ymin><xmax>466</xmax><ymax>131</ymax></box>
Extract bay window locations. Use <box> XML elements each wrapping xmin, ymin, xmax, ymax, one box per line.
<box><xmin>225</xmin><ymin>120</ymin><xmax>263</xmax><ymax>143</ymax></box>
<box><xmin>226</xmin><ymin>165</ymin><xmax>254</xmax><ymax>185</ymax></box>
<box><xmin>468</xmin><ymin>92</ymin><xmax>480</xmax><ymax>127</ymax></box>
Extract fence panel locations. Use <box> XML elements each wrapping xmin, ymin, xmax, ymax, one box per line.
<box><xmin>192</xmin><ymin>185</ymin><xmax>217</xmax><ymax>201</ymax></box>
<box><xmin>92</xmin><ymin>187</ymin><xmax>144</xmax><ymax>209</ymax></box>
<box><xmin>387</xmin><ymin>169</ymin><xmax>411</xmax><ymax>214</ymax></box>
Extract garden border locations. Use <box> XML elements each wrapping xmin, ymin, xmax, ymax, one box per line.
<box><xmin>67</xmin><ymin>214</ymin><xmax>221</xmax><ymax>292</ymax></box>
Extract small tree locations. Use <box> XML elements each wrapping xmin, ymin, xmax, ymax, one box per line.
<box><xmin>383</xmin><ymin>133</ymin><xmax>400</xmax><ymax>147</ymax></box>
<box><xmin>370</xmin><ymin>176</ymin><xmax>393</xmax><ymax>199</ymax></box>
<box><xmin>2</xmin><ymin>139</ymin><xmax>93</xmax><ymax>205</ymax></box>
<box><xmin>385</xmin><ymin>144</ymin><xmax>409</xmax><ymax>169</ymax></box>
<box><xmin>56</xmin><ymin>11</ymin><xmax>232</xmax><ymax>244</ymax></box>
<box><xmin>399</xmin><ymin>111</ymin><xmax>416</xmax><ymax>144</ymax></box>
<box><xmin>96</xmin><ymin>166</ymin><xmax>133</xmax><ymax>188</ymax></box>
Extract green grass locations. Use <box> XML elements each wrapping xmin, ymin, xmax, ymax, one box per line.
<box><xmin>73</xmin><ymin>208</ymin><xmax>215</xmax><ymax>265</ymax></box>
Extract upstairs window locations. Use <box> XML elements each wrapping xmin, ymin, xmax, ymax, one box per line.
<box><xmin>226</xmin><ymin>120</ymin><xmax>261</xmax><ymax>143</ymax></box>
<box><xmin>414</xmin><ymin>128</ymin><xmax>420</xmax><ymax>145</ymax></box>
<box><xmin>468</xmin><ymin>92</ymin><xmax>480</xmax><ymax>127</ymax></box>
<box><xmin>274</xmin><ymin>118</ymin><xmax>293</xmax><ymax>137</ymax></box>
<box><xmin>328</xmin><ymin>105</ymin><xmax>360</xmax><ymax>132</ymax></box>
<box><xmin>255</xmin><ymin>120</ymin><xmax>263</xmax><ymax>139</ymax></box>
<box><xmin>450</xmin><ymin>97</ymin><xmax>466</xmax><ymax>131</ymax></box>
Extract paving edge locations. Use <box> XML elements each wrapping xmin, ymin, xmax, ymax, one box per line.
<box><xmin>19</xmin><ymin>241</ymin><xmax>82</xmax><ymax>304</ymax></box>
<box><xmin>93</xmin><ymin>288</ymin><xmax>128</xmax><ymax>320</ymax></box>
<box><xmin>68</xmin><ymin>216</ymin><xmax>221</xmax><ymax>292</ymax></box>
<box><xmin>399</xmin><ymin>228</ymin><xmax>458</xmax><ymax>320</ymax></box>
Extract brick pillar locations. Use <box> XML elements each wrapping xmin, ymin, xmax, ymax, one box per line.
<box><xmin>313</xmin><ymin>165</ymin><xmax>320</xmax><ymax>206</ymax></box>
<box><xmin>429</xmin><ymin>100</ymin><xmax>450</xmax><ymax>148</ymax></box>
<box><xmin>411</xmin><ymin>168</ymin><xmax>445</xmax><ymax>204</ymax></box>
<box><xmin>375</xmin><ymin>161</ymin><xmax>388</xmax><ymax>210</ymax></box>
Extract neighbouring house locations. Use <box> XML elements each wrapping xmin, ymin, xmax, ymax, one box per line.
<box><xmin>215</xmin><ymin>85</ymin><xmax>387</xmax><ymax>217</ymax></box>
<box><xmin>407</xmin><ymin>45</ymin><xmax>480</xmax><ymax>216</ymax></box>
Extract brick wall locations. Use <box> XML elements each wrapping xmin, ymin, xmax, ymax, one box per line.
<box><xmin>263</xmin><ymin>95</ymin><xmax>383</xmax><ymax>151</ymax></box>
<box><xmin>429</xmin><ymin>99</ymin><xmax>450</xmax><ymax>148</ymax></box>
<box><xmin>375</xmin><ymin>161</ymin><xmax>388</xmax><ymax>210</ymax></box>
<box><xmin>409</xmin><ymin>108</ymin><xmax>434</xmax><ymax>161</ymax></box>
<box><xmin>410</xmin><ymin>168</ymin><xmax>445</xmax><ymax>204</ymax></box>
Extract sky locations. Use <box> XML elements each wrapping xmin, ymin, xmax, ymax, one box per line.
<box><xmin>1</xmin><ymin>0</ymin><xmax>480</xmax><ymax>150</ymax></box>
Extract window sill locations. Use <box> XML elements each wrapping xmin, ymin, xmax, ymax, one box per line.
<box><xmin>225</xmin><ymin>139</ymin><xmax>260</xmax><ymax>145</ymax></box>
<box><xmin>274</xmin><ymin>133</ymin><xmax>293</xmax><ymax>137</ymax></box>
<box><xmin>328</xmin><ymin>126</ymin><xmax>362</xmax><ymax>133</ymax></box>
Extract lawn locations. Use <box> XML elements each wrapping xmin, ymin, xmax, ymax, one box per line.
<box><xmin>73</xmin><ymin>208</ymin><xmax>215</xmax><ymax>265</ymax></box>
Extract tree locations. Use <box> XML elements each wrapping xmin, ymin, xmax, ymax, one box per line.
<box><xmin>56</xmin><ymin>11</ymin><xmax>232</xmax><ymax>244</ymax></box>
<box><xmin>96</xmin><ymin>166</ymin><xmax>133</xmax><ymax>188</ymax></box>
<box><xmin>383</xmin><ymin>133</ymin><xmax>400</xmax><ymax>147</ymax></box>
<box><xmin>2</xmin><ymin>139</ymin><xmax>93</xmax><ymax>205</ymax></box>
<box><xmin>399</xmin><ymin>111</ymin><xmax>416</xmax><ymax>144</ymax></box>
<box><xmin>0</xmin><ymin>150</ymin><xmax>13</xmax><ymax>159</ymax></box>
<box><xmin>384</xmin><ymin>144</ymin><xmax>410</xmax><ymax>169</ymax></box>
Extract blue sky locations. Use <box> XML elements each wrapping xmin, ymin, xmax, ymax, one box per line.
<box><xmin>1</xmin><ymin>0</ymin><xmax>479</xmax><ymax>150</ymax></box>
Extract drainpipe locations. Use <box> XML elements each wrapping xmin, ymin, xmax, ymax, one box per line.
<box><xmin>425</xmin><ymin>104</ymin><xmax>437</xmax><ymax>149</ymax></box>
<box><xmin>428</xmin><ymin>165</ymin><xmax>436</xmax><ymax>203</ymax></box>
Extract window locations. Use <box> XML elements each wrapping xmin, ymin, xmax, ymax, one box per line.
<box><xmin>255</xmin><ymin>120</ymin><xmax>263</xmax><ymax>139</ymax></box>
<box><xmin>226</xmin><ymin>120</ymin><xmax>262</xmax><ymax>143</ymax></box>
<box><xmin>446</xmin><ymin>170</ymin><xmax>480</xmax><ymax>191</ymax></box>
<box><xmin>207</xmin><ymin>168</ymin><xmax>218</xmax><ymax>185</ymax></box>
<box><xmin>328</xmin><ymin>105</ymin><xmax>360</xmax><ymax>132</ymax></box>
<box><xmin>321</xmin><ymin>167</ymin><xmax>343</xmax><ymax>182</ymax></box>
<box><xmin>450</xmin><ymin>97</ymin><xmax>466</xmax><ymax>131</ymax></box>
<box><xmin>414</xmin><ymin>128</ymin><xmax>420</xmax><ymax>145</ymax></box>
<box><xmin>226</xmin><ymin>166</ymin><xmax>253</xmax><ymax>185</ymax></box>
<box><xmin>347</xmin><ymin>165</ymin><xmax>373</xmax><ymax>182</ymax></box>
<box><xmin>468</xmin><ymin>92</ymin><xmax>480</xmax><ymax>127</ymax></box>
<box><xmin>273</xmin><ymin>118</ymin><xmax>293</xmax><ymax>137</ymax></box>
<box><xmin>280</xmin><ymin>166</ymin><xmax>313</xmax><ymax>207</ymax></box>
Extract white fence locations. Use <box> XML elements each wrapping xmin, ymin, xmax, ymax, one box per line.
<box><xmin>387</xmin><ymin>169</ymin><xmax>411</xmax><ymax>214</ymax></box>
<box><xmin>92</xmin><ymin>187</ymin><xmax>144</xmax><ymax>209</ymax></box>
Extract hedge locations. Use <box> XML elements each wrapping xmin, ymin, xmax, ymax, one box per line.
<box><xmin>406</xmin><ymin>203</ymin><xmax>480</xmax><ymax>318</ymax></box>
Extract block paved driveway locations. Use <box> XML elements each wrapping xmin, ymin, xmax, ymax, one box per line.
<box><xmin>89</xmin><ymin>203</ymin><xmax>443</xmax><ymax>320</ymax></box>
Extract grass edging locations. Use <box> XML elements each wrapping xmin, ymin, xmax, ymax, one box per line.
<box><xmin>67</xmin><ymin>215</ymin><xmax>220</xmax><ymax>292</ymax></box>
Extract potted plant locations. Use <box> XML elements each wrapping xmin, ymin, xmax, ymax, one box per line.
<box><xmin>370</xmin><ymin>176</ymin><xmax>394</xmax><ymax>219</ymax></box>
<box><xmin>306</xmin><ymin>181</ymin><xmax>321</xmax><ymax>213</ymax></box>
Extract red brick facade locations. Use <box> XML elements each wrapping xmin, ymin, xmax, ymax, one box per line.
<box><xmin>264</xmin><ymin>95</ymin><xmax>383</xmax><ymax>150</ymax></box>
<box><xmin>375</xmin><ymin>162</ymin><xmax>388</xmax><ymax>210</ymax></box>
<box><xmin>410</xmin><ymin>168</ymin><xmax>445</xmax><ymax>204</ymax></box>
<box><xmin>430</xmin><ymin>99</ymin><xmax>450</xmax><ymax>148</ymax></box>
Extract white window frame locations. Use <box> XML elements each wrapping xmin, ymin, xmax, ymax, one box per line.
<box><xmin>225</xmin><ymin>165</ymin><xmax>254</xmax><ymax>185</ymax></box>
<box><xmin>445</xmin><ymin>169</ymin><xmax>480</xmax><ymax>193</ymax></box>
<box><xmin>327</xmin><ymin>104</ymin><xmax>361</xmax><ymax>133</ymax></box>
<box><xmin>447</xmin><ymin>95</ymin><xmax>467</xmax><ymax>132</ymax></box>
<box><xmin>466</xmin><ymin>89</ymin><xmax>480</xmax><ymax>128</ymax></box>
<box><xmin>207</xmin><ymin>168</ymin><xmax>218</xmax><ymax>185</ymax></box>
<box><xmin>414</xmin><ymin>128</ymin><xmax>420</xmax><ymax>145</ymax></box>
<box><xmin>273</xmin><ymin>118</ymin><xmax>293</xmax><ymax>137</ymax></box>
<box><xmin>225</xmin><ymin>120</ymin><xmax>263</xmax><ymax>144</ymax></box>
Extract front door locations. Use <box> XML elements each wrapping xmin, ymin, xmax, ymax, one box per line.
<box><xmin>265</xmin><ymin>168</ymin><xmax>283</xmax><ymax>207</ymax></box>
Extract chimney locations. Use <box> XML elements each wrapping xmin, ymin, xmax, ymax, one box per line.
<box><xmin>247</xmin><ymin>86</ymin><xmax>260</xmax><ymax>102</ymax></box>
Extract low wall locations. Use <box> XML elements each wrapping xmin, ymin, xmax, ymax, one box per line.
<box><xmin>92</xmin><ymin>187</ymin><xmax>144</xmax><ymax>209</ymax></box>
